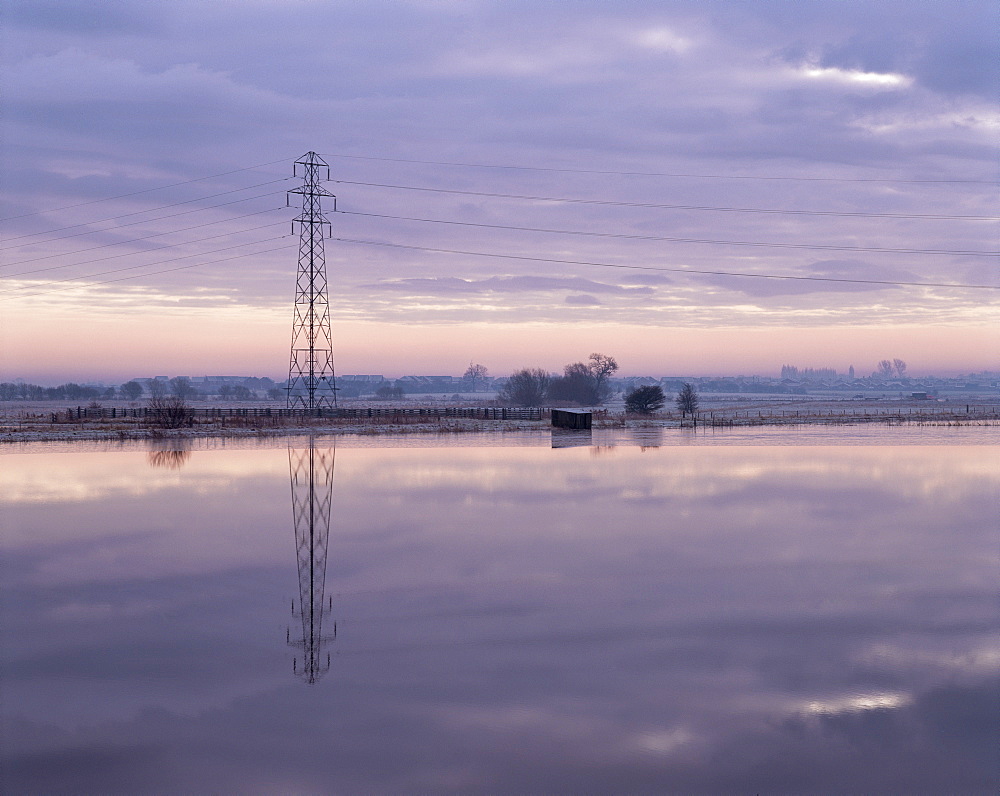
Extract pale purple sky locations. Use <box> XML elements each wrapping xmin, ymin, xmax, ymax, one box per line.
<box><xmin>2</xmin><ymin>0</ymin><xmax>997</xmax><ymax>382</ymax></box>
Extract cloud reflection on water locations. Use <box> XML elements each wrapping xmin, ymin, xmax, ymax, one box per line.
<box><xmin>2</xmin><ymin>435</ymin><xmax>997</xmax><ymax>793</ymax></box>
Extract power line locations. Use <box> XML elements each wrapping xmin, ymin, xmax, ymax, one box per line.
<box><xmin>0</xmin><ymin>207</ymin><xmax>285</xmax><ymax>269</ymax></box>
<box><xmin>0</xmin><ymin>157</ymin><xmax>294</xmax><ymax>222</ymax></box>
<box><xmin>334</xmin><ymin>236</ymin><xmax>1000</xmax><ymax>290</ymax></box>
<box><xmin>339</xmin><ymin>210</ymin><xmax>1000</xmax><ymax>258</ymax></box>
<box><xmin>2</xmin><ymin>234</ymin><xmax>288</xmax><ymax>294</ymax></box>
<box><xmin>320</xmin><ymin>152</ymin><xmax>998</xmax><ymax>185</ymax></box>
<box><xmin>2</xmin><ymin>220</ymin><xmax>289</xmax><ymax>279</ymax></box>
<box><xmin>335</xmin><ymin>179</ymin><xmax>999</xmax><ymax>221</ymax></box>
<box><xmin>4</xmin><ymin>149</ymin><xmax>992</xmax><ymax>237</ymax></box>
<box><xmin>1</xmin><ymin>178</ymin><xmax>292</xmax><ymax>244</ymax></box>
<box><xmin>0</xmin><ymin>190</ymin><xmax>287</xmax><ymax>252</ymax></box>
<box><xmin>1</xmin><ymin>239</ymin><xmax>294</xmax><ymax>300</ymax></box>
<box><xmin>7</xmin><ymin>231</ymin><xmax>992</xmax><ymax>302</ymax></box>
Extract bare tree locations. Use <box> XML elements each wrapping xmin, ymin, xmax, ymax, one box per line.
<box><xmin>120</xmin><ymin>380</ymin><xmax>143</xmax><ymax>401</ymax></box>
<box><xmin>148</xmin><ymin>395</ymin><xmax>190</xmax><ymax>428</ymax></box>
<box><xmin>676</xmin><ymin>383</ymin><xmax>699</xmax><ymax>417</ymax></box>
<box><xmin>548</xmin><ymin>353</ymin><xmax>619</xmax><ymax>405</ymax></box>
<box><xmin>463</xmin><ymin>362</ymin><xmax>489</xmax><ymax>392</ymax></box>
<box><xmin>588</xmin><ymin>353</ymin><xmax>619</xmax><ymax>401</ymax></box>
<box><xmin>499</xmin><ymin>368</ymin><xmax>550</xmax><ymax>407</ymax></box>
<box><xmin>148</xmin><ymin>379</ymin><xmax>168</xmax><ymax>398</ymax></box>
<box><xmin>893</xmin><ymin>358</ymin><xmax>907</xmax><ymax>378</ymax></box>
<box><xmin>877</xmin><ymin>360</ymin><xmax>894</xmax><ymax>378</ymax></box>
<box><xmin>625</xmin><ymin>385</ymin><xmax>665</xmax><ymax>414</ymax></box>
<box><xmin>170</xmin><ymin>376</ymin><xmax>196</xmax><ymax>399</ymax></box>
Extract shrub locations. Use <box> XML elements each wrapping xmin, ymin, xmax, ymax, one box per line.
<box><xmin>625</xmin><ymin>385</ymin><xmax>666</xmax><ymax>414</ymax></box>
<box><xmin>149</xmin><ymin>395</ymin><xmax>190</xmax><ymax>428</ymax></box>
<box><xmin>374</xmin><ymin>384</ymin><xmax>404</xmax><ymax>400</ymax></box>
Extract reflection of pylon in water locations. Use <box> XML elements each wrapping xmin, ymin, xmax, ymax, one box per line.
<box><xmin>286</xmin><ymin>440</ymin><xmax>337</xmax><ymax>683</ymax></box>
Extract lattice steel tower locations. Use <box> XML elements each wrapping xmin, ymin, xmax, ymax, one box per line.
<box><xmin>286</xmin><ymin>152</ymin><xmax>338</xmax><ymax>410</ymax></box>
<box><xmin>286</xmin><ymin>440</ymin><xmax>337</xmax><ymax>683</ymax></box>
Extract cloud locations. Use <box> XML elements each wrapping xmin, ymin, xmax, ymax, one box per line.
<box><xmin>4</xmin><ymin>49</ymin><xmax>301</xmax><ymax>149</ymax></box>
<box><xmin>796</xmin><ymin>65</ymin><xmax>912</xmax><ymax>89</ymax></box>
<box><xmin>564</xmin><ymin>294</ymin><xmax>602</xmax><ymax>305</ymax></box>
<box><xmin>699</xmin><ymin>259</ymin><xmax>921</xmax><ymax>298</ymax></box>
<box><xmin>5</xmin><ymin>0</ymin><xmax>165</xmax><ymax>35</ymax></box>
<box><xmin>363</xmin><ymin>275</ymin><xmax>655</xmax><ymax>297</ymax></box>
<box><xmin>1</xmin><ymin>0</ymin><xmax>996</xmax><ymax>374</ymax></box>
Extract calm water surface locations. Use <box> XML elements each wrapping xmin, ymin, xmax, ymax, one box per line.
<box><xmin>2</xmin><ymin>427</ymin><xmax>998</xmax><ymax>793</ymax></box>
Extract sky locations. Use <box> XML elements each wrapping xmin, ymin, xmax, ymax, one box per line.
<box><xmin>1</xmin><ymin>0</ymin><xmax>997</xmax><ymax>383</ymax></box>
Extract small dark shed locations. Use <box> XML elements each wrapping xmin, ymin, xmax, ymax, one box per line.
<box><xmin>551</xmin><ymin>408</ymin><xmax>592</xmax><ymax>429</ymax></box>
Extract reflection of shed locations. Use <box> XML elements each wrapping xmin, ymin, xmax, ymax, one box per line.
<box><xmin>552</xmin><ymin>408</ymin><xmax>592</xmax><ymax>429</ymax></box>
<box><xmin>551</xmin><ymin>429</ymin><xmax>592</xmax><ymax>448</ymax></box>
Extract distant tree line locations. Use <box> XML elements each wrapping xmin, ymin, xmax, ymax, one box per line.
<box><xmin>0</xmin><ymin>375</ymin><xmax>279</xmax><ymax>402</ymax></box>
<box><xmin>876</xmin><ymin>358</ymin><xmax>907</xmax><ymax>378</ymax></box>
<box><xmin>498</xmin><ymin>356</ymin><xmax>699</xmax><ymax>418</ymax></box>
<box><xmin>500</xmin><ymin>353</ymin><xmax>619</xmax><ymax>407</ymax></box>
<box><xmin>1</xmin><ymin>382</ymin><xmax>119</xmax><ymax>401</ymax></box>
<box><xmin>780</xmin><ymin>360</ymin><xmax>908</xmax><ymax>381</ymax></box>
<box><xmin>780</xmin><ymin>365</ymin><xmax>839</xmax><ymax>381</ymax></box>
<box><xmin>374</xmin><ymin>384</ymin><xmax>405</xmax><ymax>400</ymax></box>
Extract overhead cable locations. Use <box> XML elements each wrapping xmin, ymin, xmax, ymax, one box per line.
<box><xmin>0</xmin><ymin>191</ymin><xmax>288</xmax><ymax>251</ymax></box>
<box><xmin>0</xmin><ymin>157</ymin><xmax>294</xmax><ymax>222</ymax></box>
<box><xmin>335</xmin><ymin>180</ymin><xmax>999</xmax><ymax>221</ymax></box>
<box><xmin>1</xmin><ymin>239</ymin><xmax>293</xmax><ymax>300</ymax></box>
<box><xmin>2</xmin><ymin>220</ymin><xmax>289</xmax><ymax>278</ymax></box>
<box><xmin>320</xmin><ymin>152</ymin><xmax>997</xmax><ymax>185</ymax></box>
<box><xmin>339</xmin><ymin>210</ymin><xmax>1000</xmax><ymax>258</ymax></box>
<box><xmin>1</xmin><ymin>207</ymin><xmax>285</xmax><ymax>268</ymax></box>
<box><xmin>334</xmin><ymin>236</ymin><xmax>1000</xmax><ymax>290</ymax></box>
<box><xmin>1</xmin><ymin>178</ymin><xmax>293</xmax><ymax>244</ymax></box>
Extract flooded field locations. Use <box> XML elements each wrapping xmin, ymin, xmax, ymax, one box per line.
<box><xmin>2</xmin><ymin>428</ymin><xmax>998</xmax><ymax>793</ymax></box>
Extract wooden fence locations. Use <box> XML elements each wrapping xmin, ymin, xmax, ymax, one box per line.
<box><xmin>58</xmin><ymin>405</ymin><xmax>543</xmax><ymax>421</ymax></box>
<box><xmin>694</xmin><ymin>405</ymin><xmax>999</xmax><ymax>426</ymax></box>
<box><xmin>32</xmin><ymin>404</ymin><xmax>1000</xmax><ymax>426</ymax></box>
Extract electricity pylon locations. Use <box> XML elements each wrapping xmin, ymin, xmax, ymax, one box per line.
<box><xmin>286</xmin><ymin>151</ymin><xmax>338</xmax><ymax>410</ymax></box>
<box><xmin>286</xmin><ymin>439</ymin><xmax>337</xmax><ymax>683</ymax></box>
